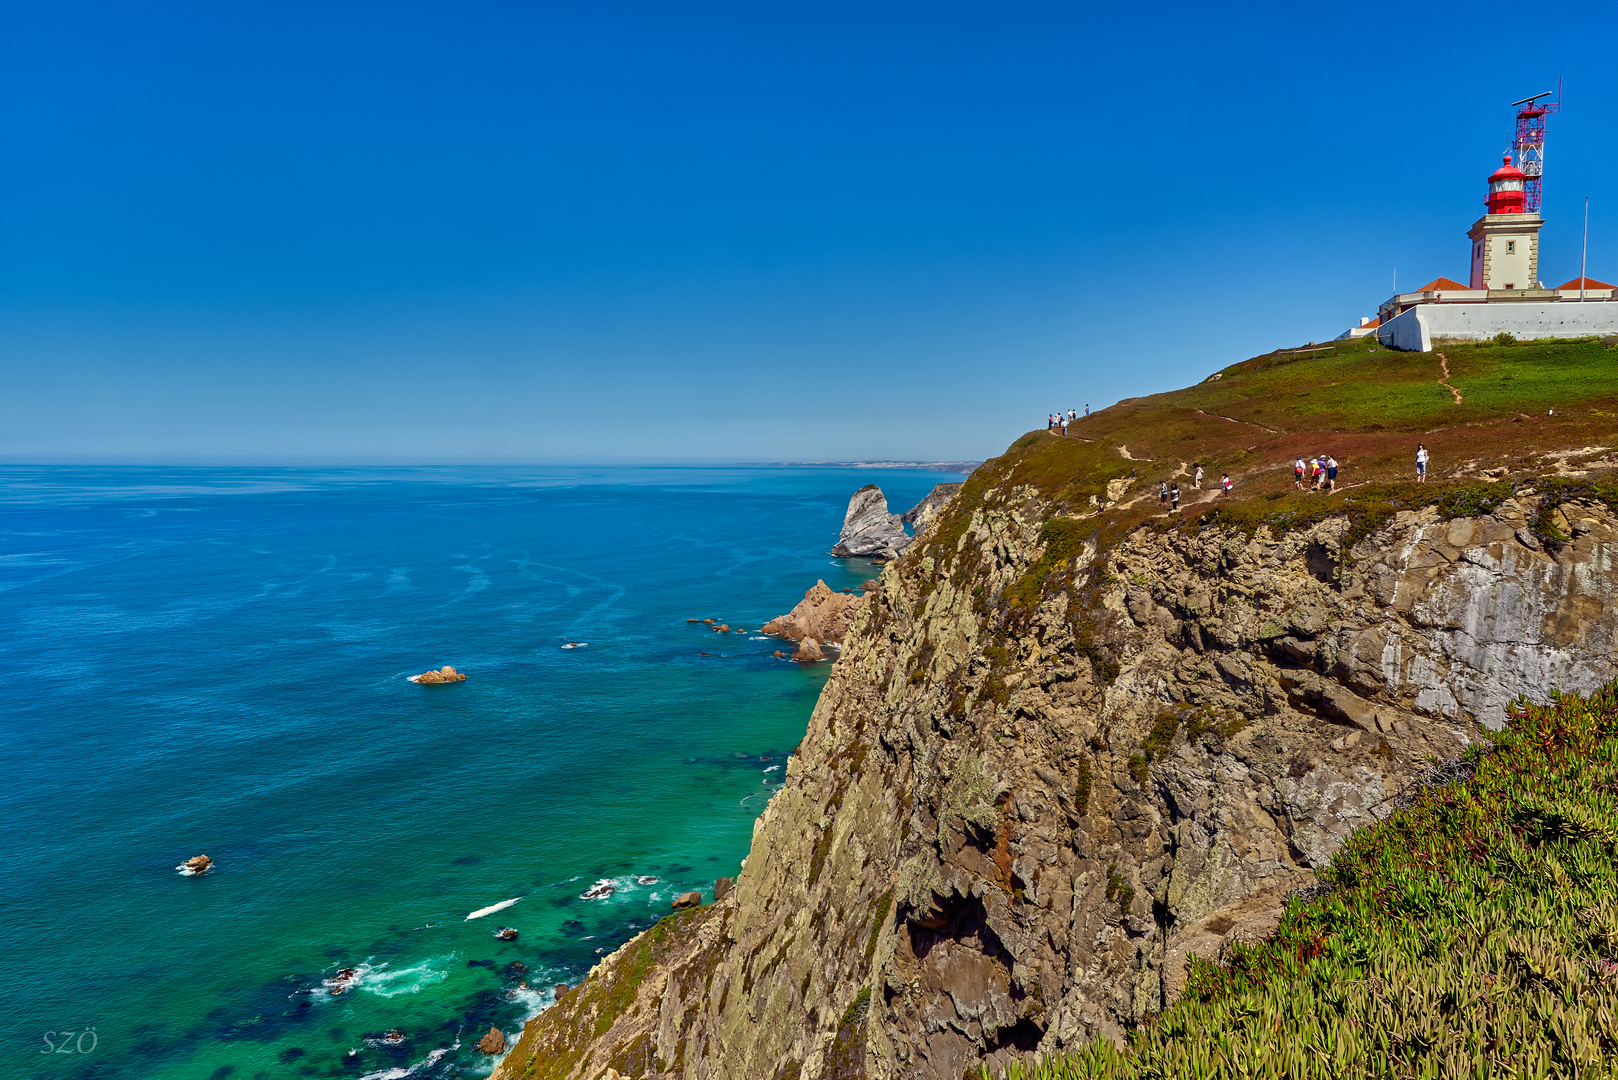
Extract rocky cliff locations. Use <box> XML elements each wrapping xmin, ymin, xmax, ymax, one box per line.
<box><xmin>493</xmin><ymin>336</ymin><xmax>1618</xmax><ymax>1080</ymax></box>
<box><xmin>495</xmin><ymin>464</ymin><xmax>1618</xmax><ymax>1080</ymax></box>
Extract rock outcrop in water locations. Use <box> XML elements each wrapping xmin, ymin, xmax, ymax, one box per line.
<box><xmin>763</xmin><ymin>580</ymin><xmax>867</xmax><ymax>645</ymax></box>
<box><xmin>412</xmin><ymin>665</ymin><xmax>466</xmax><ymax>684</ymax></box>
<box><xmin>831</xmin><ymin>486</ymin><xmax>913</xmax><ymax>560</ymax></box>
<box><xmin>493</xmin><ymin>468</ymin><xmax>1618</xmax><ymax>1079</ymax></box>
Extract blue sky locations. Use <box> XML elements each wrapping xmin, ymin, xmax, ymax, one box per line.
<box><xmin>2</xmin><ymin>1</ymin><xmax>1614</xmax><ymax>463</ymax></box>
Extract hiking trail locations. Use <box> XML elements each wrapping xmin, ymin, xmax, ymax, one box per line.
<box><xmin>1437</xmin><ymin>353</ymin><xmax>1464</xmax><ymax>405</ymax></box>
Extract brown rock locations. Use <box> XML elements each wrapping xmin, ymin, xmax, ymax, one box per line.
<box><xmin>476</xmin><ymin>1027</ymin><xmax>507</xmax><ymax>1054</ymax></box>
<box><xmin>182</xmin><ymin>854</ymin><xmax>213</xmax><ymax>874</ymax></box>
<box><xmin>762</xmin><ymin>580</ymin><xmax>866</xmax><ymax>645</ymax></box>
<box><xmin>713</xmin><ymin>876</ymin><xmax>736</xmax><ymax>902</ymax></box>
<box><xmin>702</xmin><ymin>618</ymin><xmax>716</xmax><ymax>624</ymax></box>
<box><xmin>671</xmin><ymin>891</ymin><xmax>703</xmax><ymax>910</ymax></box>
<box><xmin>714</xmin><ymin>624</ymin><xmax>730</xmax><ymax>632</ymax></box>
<box><xmin>414</xmin><ymin>665</ymin><xmax>467</xmax><ymax>684</ymax></box>
<box><xmin>686</xmin><ymin>618</ymin><xmax>701</xmax><ymax>623</ymax></box>
<box><xmin>495</xmin><ymin>926</ymin><xmax>518</xmax><ymax>941</ymax></box>
<box><xmin>793</xmin><ymin>637</ymin><xmax>825</xmax><ymax>663</ymax></box>
<box><xmin>773</xmin><ymin>650</ymin><xmax>786</xmax><ymax>659</ymax></box>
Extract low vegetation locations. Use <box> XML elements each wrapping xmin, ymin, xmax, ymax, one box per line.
<box><xmin>988</xmin><ymin>681</ymin><xmax>1618</xmax><ymax>1080</ymax></box>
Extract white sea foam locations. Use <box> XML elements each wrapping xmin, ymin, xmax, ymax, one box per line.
<box><xmin>465</xmin><ymin>896</ymin><xmax>521</xmax><ymax>920</ymax></box>
<box><xmin>636</xmin><ymin>875</ymin><xmax>660</xmax><ymax>885</ymax></box>
<box><xmin>763</xmin><ymin>765</ymin><xmax>781</xmax><ymax>773</ymax></box>
<box><xmin>362</xmin><ymin>958</ymin><xmax>450</xmax><ymax>998</ymax></box>
<box><xmin>357</xmin><ymin>1040</ymin><xmax>457</xmax><ymax>1080</ymax></box>
<box><xmin>579</xmin><ymin>878</ymin><xmax>615</xmax><ymax>900</ymax></box>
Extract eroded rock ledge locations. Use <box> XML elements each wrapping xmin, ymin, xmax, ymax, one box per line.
<box><xmin>495</xmin><ymin>490</ymin><xmax>1618</xmax><ymax>1080</ymax></box>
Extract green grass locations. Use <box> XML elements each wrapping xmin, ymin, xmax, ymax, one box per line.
<box><xmin>1446</xmin><ymin>338</ymin><xmax>1618</xmax><ymax>415</ymax></box>
<box><xmin>986</xmin><ymin>682</ymin><xmax>1618</xmax><ymax>1080</ymax></box>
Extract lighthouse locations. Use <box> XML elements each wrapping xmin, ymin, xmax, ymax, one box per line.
<box><xmin>1467</xmin><ymin>152</ymin><xmax>1543</xmax><ymax>291</ymax></box>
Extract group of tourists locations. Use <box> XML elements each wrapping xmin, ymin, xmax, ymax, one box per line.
<box><xmin>1154</xmin><ymin>464</ymin><xmax>1233</xmax><ymax>513</ymax></box>
<box><xmin>1132</xmin><ymin>441</ymin><xmax>1432</xmax><ymax>517</ymax></box>
<box><xmin>1046</xmin><ymin>405</ymin><xmax>1090</xmax><ymax>435</ymax></box>
<box><xmin>1293</xmin><ymin>454</ymin><xmax>1341</xmax><ymax>492</ymax></box>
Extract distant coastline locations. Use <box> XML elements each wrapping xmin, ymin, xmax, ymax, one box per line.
<box><xmin>774</xmin><ymin>460</ymin><xmax>979</xmax><ymax>472</ymax></box>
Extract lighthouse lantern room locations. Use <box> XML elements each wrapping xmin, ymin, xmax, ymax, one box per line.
<box><xmin>1468</xmin><ymin>152</ymin><xmax>1542</xmax><ymax>291</ymax></box>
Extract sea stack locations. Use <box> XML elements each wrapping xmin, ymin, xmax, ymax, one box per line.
<box><xmin>829</xmin><ymin>485</ymin><xmax>913</xmax><ymax>559</ymax></box>
<box><xmin>179</xmin><ymin>854</ymin><xmax>213</xmax><ymax>875</ymax></box>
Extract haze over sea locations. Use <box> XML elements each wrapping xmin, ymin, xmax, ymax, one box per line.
<box><xmin>3</xmin><ymin>464</ymin><xmax>965</xmax><ymax>1080</ymax></box>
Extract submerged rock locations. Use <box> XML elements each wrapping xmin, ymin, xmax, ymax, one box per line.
<box><xmin>830</xmin><ymin>485</ymin><xmax>913</xmax><ymax>559</ymax></box>
<box><xmin>494</xmin><ymin>926</ymin><xmax>518</xmax><ymax>941</ymax></box>
<box><xmin>411</xmin><ymin>665</ymin><xmax>466</xmax><ymax>684</ymax></box>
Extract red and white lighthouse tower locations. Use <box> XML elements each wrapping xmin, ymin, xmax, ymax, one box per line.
<box><xmin>1468</xmin><ymin>152</ymin><xmax>1543</xmax><ymax>290</ymax></box>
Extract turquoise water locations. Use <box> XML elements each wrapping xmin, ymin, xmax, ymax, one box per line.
<box><xmin>2</xmin><ymin>465</ymin><xmax>963</xmax><ymax>1080</ymax></box>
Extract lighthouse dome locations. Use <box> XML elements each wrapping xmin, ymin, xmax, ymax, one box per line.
<box><xmin>1486</xmin><ymin>152</ymin><xmax>1526</xmax><ymax>214</ymax></box>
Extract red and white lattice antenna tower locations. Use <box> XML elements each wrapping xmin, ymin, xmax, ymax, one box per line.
<box><xmin>1511</xmin><ymin>84</ymin><xmax>1559</xmax><ymax>214</ymax></box>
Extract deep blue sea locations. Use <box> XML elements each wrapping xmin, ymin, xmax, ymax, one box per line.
<box><xmin>1</xmin><ymin>464</ymin><xmax>965</xmax><ymax>1080</ymax></box>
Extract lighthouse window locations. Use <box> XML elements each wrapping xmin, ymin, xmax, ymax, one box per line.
<box><xmin>1507</xmin><ymin>240</ymin><xmax>1516</xmax><ymax>254</ymax></box>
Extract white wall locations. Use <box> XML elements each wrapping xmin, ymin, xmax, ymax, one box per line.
<box><xmin>1377</xmin><ymin>302</ymin><xmax>1618</xmax><ymax>352</ymax></box>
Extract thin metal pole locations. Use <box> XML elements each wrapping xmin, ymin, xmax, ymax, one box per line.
<box><xmin>1580</xmin><ymin>197</ymin><xmax>1589</xmax><ymax>301</ymax></box>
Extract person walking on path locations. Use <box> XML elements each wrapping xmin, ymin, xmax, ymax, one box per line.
<box><xmin>1294</xmin><ymin>457</ymin><xmax>1306</xmax><ymax>489</ymax></box>
<box><xmin>1193</xmin><ymin>464</ymin><xmax>1203</xmax><ymax>489</ymax></box>
<box><xmin>1060</xmin><ymin>414</ymin><xmax>1069</xmax><ymax>436</ymax></box>
<box><xmin>1416</xmin><ymin>444</ymin><xmax>1429</xmax><ymax>484</ymax></box>
<box><xmin>1221</xmin><ymin>473</ymin><xmax>1233</xmax><ymax>493</ymax></box>
<box><xmin>1326</xmin><ymin>455</ymin><xmax>1339</xmax><ymax>492</ymax></box>
<box><xmin>1310</xmin><ymin>457</ymin><xmax>1324</xmax><ymax>491</ymax></box>
<box><xmin>1170</xmin><ymin>484</ymin><xmax>1181</xmax><ymax>512</ymax></box>
<box><xmin>1084</xmin><ymin>404</ymin><xmax>1090</xmax><ymax>417</ymax></box>
<box><xmin>1159</xmin><ymin>482</ymin><xmax>1169</xmax><ymax>506</ymax></box>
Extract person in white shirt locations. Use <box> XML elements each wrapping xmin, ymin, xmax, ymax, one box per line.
<box><xmin>1416</xmin><ymin>444</ymin><xmax>1429</xmax><ymax>483</ymax></box>
<box><xmin>1193</xmin><ymin>465</ymin><xmax>1203</xmax><ymax>489</ymax></box>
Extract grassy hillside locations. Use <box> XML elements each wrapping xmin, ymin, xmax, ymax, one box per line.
<box><xmin>988</xmin><ymin>681</ymin><xmax>1618</xmax><ymax>1080</ymax></box>
<box><xmin>1014</xmin><ymin>334</ymin><xmax>1618</xmax><ymax>504</ymax></box>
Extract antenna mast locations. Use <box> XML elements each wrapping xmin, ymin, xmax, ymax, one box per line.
<box><xmin>1511</xmin><ymin>88</ymin><xmax>1559</xmax><ymax>214</ymax></box>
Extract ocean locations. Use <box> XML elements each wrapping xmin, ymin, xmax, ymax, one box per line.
<box><xmin>1</xmin><ymin>464</ymin><xmax>966</xmax><ymax>1080</ymax></box>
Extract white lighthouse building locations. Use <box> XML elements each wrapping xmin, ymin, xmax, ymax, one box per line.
<box><xmin>1374</xmin><ymin>150</ymin><xmax>1615</xmax><ymax>351</ymax></box>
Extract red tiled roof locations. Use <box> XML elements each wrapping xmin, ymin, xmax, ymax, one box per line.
<box><xmin>1415</xmin><ymin>277</ymin><xmax>1469</xmax><ymax>292</ymax></box>
<box><xmin>1557</xmin><ymin>276</ymin><xmax>1616</xmax><ymax>290</ymax></box>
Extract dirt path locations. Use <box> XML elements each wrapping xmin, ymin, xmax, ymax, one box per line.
<box><xmin>1437</xmin><ymin>353</ymin><xmax>1464</xmax><ymax>405</ymax></box>
<box><xmin>1116</xmin><ymin>445</ymin><xmax>1151</xmax><ymax>461</ymax></box>
<box><xmin>1195</xmin><ymin>408</ymin><xmax>1281</xmax><ymax>435</ymax></box>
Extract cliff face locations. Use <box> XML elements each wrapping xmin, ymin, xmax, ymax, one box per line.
<box><xmin>495</xmin><ymin>476</ymin><xmax>1618</xmax><ymax>1080</ymax></box>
